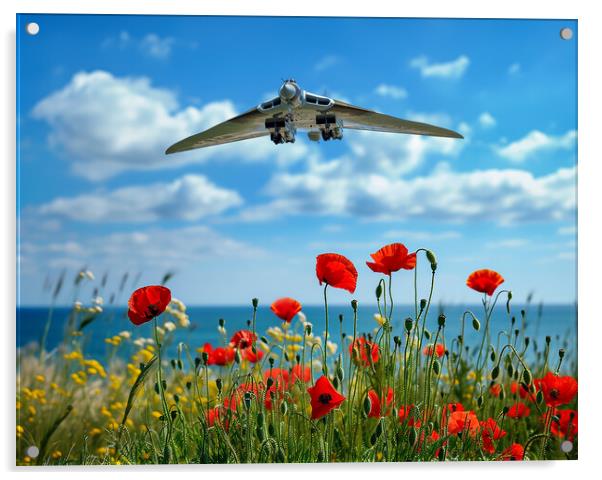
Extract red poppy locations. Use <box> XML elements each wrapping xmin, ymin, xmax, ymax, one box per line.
<box><xmin>290</xmin><ymin>364</ymin><xmax>311</xmax><ymax>385</ymax></box>
<box><xmin>447</xmin><ymin>410</ymin><xmax>480</xmax><ymax>437</ymax></box>
<box><xmin>349</xmin><ymin>337</ymin><xmax>379</xmax><ymax>367</ymax></box>
<box><xmin>510</xmin><ymin>381</ymin><xmax>537</xmax><ymax>402</ymax></box>
<box><xmin>206</xmin><ymin>396</ymin><xmax>236</xmax><ymax>429</ymax></box>
<box><xmin>271</xmin><ymin>297</ymin><xmax>302</xmax><ymax>323</ymax></box>
<box><xmin>264</xmin><ymin>368</ymin><xmax>290</xmax><ymax>392</ymax></box>
<box><xmin>242</xmin><ymin>347</ymin><xmax>264</xmax><ymax>363</ymax></box>
<box><xmin>229</xmin><ymin>330</ymin><xmax>257</xmax><ymax>350</ymax></box>
<box><xmin>127</xmin><ymin>285</ymin><xmax>171</xmax><ymax>325</ymax></box>
<box><xmin>490</xmin><ymin>384</ymin><xmax>502</xmax><ymax>397</ymax></box>
<box><xmin>441</xmin><ymin>402</ymin><xmax>464</xmax><ymax>429</ymax></box>
<box><xmin>202</xmin><ymin>343</ymin><xmax>235</xmax><ymax>366</ymax></box>
<box><xmin>427</xmin><ymin>430</ymin><xmax>443</xmax><ymax>458</ymax></box>
<box><xmin>550</xmin><ymin>409</ymin><xmax>578</xmax><ymax>441</ymax></box>
<box><xmin>366</xmin><ymin>243</ymin><xmax>417</xmax><ymax>275</ymax></box>
<box><xmin>316</xmin><ymin>253</ymin><xmax>358</xmax><ymax>293</ymax></box>
<box><xmin>480</xmin><ymin>418</ymin><xmax>507</xmax><ymax>454</ymax></box>
<box><xmin>507</xmin><ymin>402</ymin><xmax>531</xmax><ymax>419</ymax></box>
<box><xmin>367</xmin><ymin>387</ymin><xmax>394</xmax><ymax>418</ymax></box>
<box><xmin>500</xmin><ymin>443</ymin><xmax>524</xmax><ymax>461</ymax></box>
<box><xmin>307</xmin><ymin>375</ymin><xmax>346</xmax><ymax>420</ymax></box>
<box><xmin>466</xmin><ymin>269</ymin><xmax>504</xmax><ymax>296</ymax></box>
<box><xmin>536</xmin><ymin>372</ymin><xmax>578</xmax><ymax>407</ymax></box>
<box><xmin>423</xmin><ymin>343</ymin><xmax>445</xmax><ymax>358</ymax></box>
<box><xmin>398</xmin><ymin>404</ymin><xmax>421</xmax><ymax>428</ymax></box>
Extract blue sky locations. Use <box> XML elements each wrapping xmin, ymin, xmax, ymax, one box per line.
<box><xmin>17</xmin><ymin>15</ymin><xmax>577</xmax><ymax>306</ymax></box>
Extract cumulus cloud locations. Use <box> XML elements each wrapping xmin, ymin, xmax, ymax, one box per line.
<box><xmin>478</xmin><ymin>112</ymin><xmax>496</xmax><ymax>129</ymax></box>
<box><xmin>37</xmin><ymin>174</ymin><xmax>242</xmax><ymax>223</ymax></box>
<box><xmin>20</xmin><ymin>225</ymin><xmax>263</xmax><ymax>272</ymax></box>
<box><xmin>410</xmin><ymin>55</ymin><xmax>470</xmax><ymax>79</ymax></box>
<box><xmin>383</xmin><ymin>230</ymin><xmax>462</xmax><ymax>241</ymax></box>
<box><xmin>486</xmin><ymin>238</ymin><xmax>529</xmax><ymax>249</ymax></box>
<box><xmin>496</xmin><ymin>130</ymin><xmax>576</xmax><ymax>162</ymax></box>
<box><xmin>32</xmin><ymin>71</ymin><xmax>309</xmax><ymax>180</ymax></box>
<box><xmin>140</xmin><ymin>34</ymin><xmax>175</xmax><ymax>59</ymax></box>
<box><xmin>374</xmin><ymin>84</ymin><xmax>408</xmax><ymax>100</ymax></box>
<box><xmin>238</xmin><ymin>163</ymin><xmax>576</xmax><ymax>225</ymax></box>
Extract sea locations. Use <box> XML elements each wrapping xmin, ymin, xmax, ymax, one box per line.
<box><xmin>17</xmin><ymin>304</ymin><xmax>577</xmax><ymax>366</ymax></box>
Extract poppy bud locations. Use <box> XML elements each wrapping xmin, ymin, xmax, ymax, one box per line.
<box><xmin>536</xmin><ymin>390</ymin><xmax>544</xmax><ymax>405</ymax></box>
<box><xmin>491</xmin><ymin>366</ymin><xmax>500</xmax><ymax>380</ymax></box>
<box><xmin>174</xmin><ymin>394</ymin><xmax>180</xmax><ymax>404</ymax></box>
<box><xmin>457</xmin><ymin>335</ymin><xmax>463</xmax><ymax>345</ymax></box>
<box><xmin>375</xmin><ymin>419</ymin><xmax>384</xmax><ymax>437</ymax></box>
<box><xmin>216</xmin><ymin>378</ymin><xmax>223</xmax><ymax>393</ymax></box>
<box><xmin>171</xmin><ymin>410</ymin><xmax>177</xmax><ymax>420</ymax></box>
<box><xmin>161</xmin><ymin>380</ymin><xmax>167</xmax><ymax>390</ymax></box>
<box><xmin>506</xmin><ymin>292</ymin><xmax>512</xmax><ymax>314</ymax></box>
<box><xmin>363</xmin><ymin>396</ymin><xmax>372</xmax><ymax>417</ymax></box>
<box><xmin>405</xmin><ymin>318</ymin><xmax>413</xmax><ymax>333</ymax></box>
<box><xmin>154</xmin><ymin>382</ymin><xmax>160</xmax><ymax>395</ymax></box>
<box><xmin>507</xmin><ymin>364</ymin><xmax>514</xmax><ymax>377</ymax></box>
<box><xmin>305</xmin><ymin>324</ymin><xmax>312</xmax><ymax>336</ymax></box>
<box><xmin>477</xmin><ymin>395</ymin><xmax>483</xmax><ymax>407</ymax></box>
<box><xmin>266</xmin><ymin>377</ymin><xmax>274</xmax><ymax>389</ymax></box>
<box><xmin>502</xmin><ymin>405</ymin><xmax>509</xmax><ymax>415</ymax></box>
<box><xmin>252</xmin><ymin>298</ymin><xmax>259</xmax><ymax>308</ymax></box>
<box><xmin>201</xmin><ymin>352</ymin><xmax>209</xmax><ymax>365</ymax></box>
<box><xmin>438</xmin><ymin>313</ymin><xmax>446</xmax><ymax>328</ymax></box>
<box><xmin>256</xmin><ymin>424</ymin><xmax>265</xmax><ymax>441</ymax></box>
<box><xmin>432</xmin><ymin>360</ymin><xmax>441</xmax><ymax>375</ymax></box>
<box><xmin>351</xmin><ymin>299</ymin><xmax>358</xmax><ymax>312</ymax></box>
<box><xmin>370</xmin><ymin>433</ymin><xmax>378</xmax><ymax>446</ymax></box>
<box><xmin>194</xmin><ymin>357</ymin><xmax>201</xmax><ymax>369</ymax></box>
<box><xmin>559</xmin><ymin>348</ymin><xmax>565</xmax><ymax>359</ymax></box>
<box><xmin>244</xmin><ymin>392</ymin><xmax>252</xmax><ymax>409</ymax></box>
<box><xmin>500</xmin><ymin>386</ymin><xmax>505</xmax><ymax>400</ymax></box>
<box><xmin>280</xmin><ymin>401</ymin><xmax>288</xmax><ymax>415</ymax></box>
<box><xmin>170</xmin><ymin>359</ymin><xmax>177</xmax><ymax>369</ymax></box>
<box><xmin>177</xmin><ymin>360</ymin><xmax>183</xmax><ymax>370</ymax></box>
<box><xmin>490</xmin><ymin>350</ymin><xmax>496</xmax><ymax>363</ymax></box>
<box><xmin>268</xmin><ymin>423</ymin><xmax>275</xmax><ymax>436</ymax></box>
<box><xmin>522</xmin><ymin>370</ymin><xmax>532</xmax><ymax>385</ymax></box>
<box><xmin>186</xmin><ymin>381</ymin><xmax>192</xmax><ymax>390</ymax></box>
<box><xmin>332</xmin><ymin>377</ymin><xmax>339</xmax><ymax>390</ymax></box>
<box><xmin>218</xmin><ymin>318</ymin><xmax>225</xmax><ymax>327</ymax></box>
<box><xmin>420</xmin><ymin>299</ymin><xmax>427</xmax><ymax>311</ymax></box>
<box><xmin>524</xmin><ymin>337</ymin><xmax>530</xmax><ymax>349</ymax></box>
<box><xmin>511</xmin><ymin>316</ymin><xmax>516</xmax><ymax>327</ymax></box>
<box><xmin>234</xmin><ymin>350</ymin><xmax>241</xmax><ymax>364</ymax></box>
<box><xmin>472</xmin><ymin>317</ymin><xmax>481</xmax><ymax>331</ymax></box>
<box><xmin>426</xmin><ymin>250</ymin><xmax>437</xmax><ymax>271</ymax></box>
<box><xmin>261</xmin><ymin>336</ymin><xmax>269</xmax><ymax>345</ymax></box>
<box><xmin>336</xmin><ymin>364</ymin><xmax>344</xmax><ymax>382</ymax></box>
<box><xmin>284</xmin><ymin>351</ymin><xmax>290</xmax><ymax>362</ymax></box>
<box><xmin>393</xmin><ymin>336</ymin><xmax>401</xmax><ymax>346</ymax></box>
<box><xmin>545</xmin><ymin>335</ymin><xmax>551</xmax><ymax>345</ymax></box>
<box><xmin>375</xmin><ymin>283</ymin><xmax>383</xmax><ymax>300</ymax></box>
<box><xmin>408</xmin><ymin>427</ymin><xmax>417</xmax><ymax>447</ymax></box>
<box><xmin>424</xmin><ymin>330</ymin><xmax>431</xmax><ymax>340</ymax></box>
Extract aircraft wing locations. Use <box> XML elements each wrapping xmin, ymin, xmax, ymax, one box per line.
<box><xmin>165</xmin><ymin>107</ymin><xmax>269</xmax><ymax>154</ymax></box>
<box><xmin>330</xmin><ymin>100</ymin><xmax>464</xmax><ymax>139</ymax></box>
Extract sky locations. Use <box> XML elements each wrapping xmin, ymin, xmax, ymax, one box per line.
<box><xmin>16</xmin><ymin>15</ymin><xmax>577</xmax><ymax>306</ymax></box>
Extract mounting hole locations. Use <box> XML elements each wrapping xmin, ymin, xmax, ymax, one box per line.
<box><xmin>26</xmin><ymin>445</ymin><xmax>39</xmax><ymax>458</ymax></box>
<box><xmin>25</xmin><ymin>22</ymin><xmax>40</xmax><ymax>36</ymax></box>
<box><xmin>560</xmin><ymin>27</ymin><xmax>573</xmax><ymax>40</ymax></box>
<box><xmin>560</xmin><ymin>440</ymin><xmax>573</xmax><ymax>453</ymax></box>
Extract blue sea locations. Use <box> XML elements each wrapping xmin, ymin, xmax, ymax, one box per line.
<box><xmin>17</xmin><ymin>304</ymin><xmax>577</xmax><ymax>365</ymax></box>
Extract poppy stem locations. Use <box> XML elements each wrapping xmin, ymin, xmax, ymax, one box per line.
<box><xmin>323</xmin><ymin>284</ymin><xmax>329</xmax><ymax>376</ymax></box>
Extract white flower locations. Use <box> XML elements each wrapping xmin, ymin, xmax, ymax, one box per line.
<box><xmin>163</xmin><ymin>321</ymin><xmax>176</xmax><ymax>332</ymax></box>
<box><xmin>93</xmin><ymin>296</ymin><xmax>104</xmax><ymax>306</ymax></box>
<box><xmin>374</xmin><ymin>313</ymin><xmax>386</xmax><ymax>326</ymax></box>
<box><xmin>118</xmin><ymin>331</ymin><xmax>131</xmax><ymax>339</ymax></box>
<box><xmin>73</xmin><ymin>301</ymin><xmax>82</xmax><ymax>311</ymax></box>
<box><xmin>326</xmin><ymin>341</ymin><xmax>338</xmax><ymax>355</ymax></box>
<box><xmin>84</xmin><ymin>270</ymin><xmax>95</xmax><ymax>280</ymax></box>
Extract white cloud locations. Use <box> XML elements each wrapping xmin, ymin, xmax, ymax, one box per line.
<box><xmin>20</xmin><ymin>225</ymin><xmax>263</xmax><ymax>273</ymax></box>
<box><xmin>37</xmin><ymin>174</ymin><xmax>242</xmax><ymax>223</ymax></box>
<box><xmin>478</xmin><ymin>112</ymin><xmax>496</xmax><ymax>129</ymax></box>
<box><xmin>383</xmin><ymin>230</ymin><xmax>462</xmax><ymax>241</ymax></box>
<box><xmin>238</xmin><ymin>164</ymin><xmax>576</xmax><ymax>225</ymax></box>
<box><xmin>557</xmin><ymin>225</ymin><xmax>577</xmax><ymax>236</ymax></box>
<box><xmin>496</xmin><ymin>130</ymin><xmax>577</xmax><ymax>162</ymax></box>
<box><xmin>486</xmin><ymin>238</ymin><xmax>529</xmax><ymax>249</ymax></box>
<box><xmin>314</xmin><ymin>55</ymin><xmax>341</xmax><ymax>72</ymax></box>
<box><xmin>32</xmin><ymin>71</ymin><xmax>309</xmax><ymax>180</ymax></box>
<box><xmin>374</xmin><ymin>84</ymin><xmax>408</xmax><ymax>100</ymax></box>
<box><xmin>508</xmin><ymin>63</ymin><xmax>521</xmax><ymax>75</ymax></box>
<box><xmin>140</xmin><ymin>34</ymin><xmax>175</xmax><ymax>59</ymax></box>
<box><xmin>410</xmin><ymin>55</ymin><xmax>470</xmax><ymax>79</ymax></box>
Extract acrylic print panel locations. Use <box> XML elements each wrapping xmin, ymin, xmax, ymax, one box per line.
<box><xmin>16</xmin><ymin>14</ymin><xmax>577</xmax><ymax>465</ymax></box>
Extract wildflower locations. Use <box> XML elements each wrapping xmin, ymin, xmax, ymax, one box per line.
<box><xmin>489</xmin><ymin>384</ymin><xmax>502</xmax><ymax>397</ymax></box>
<box><xmin>170</xmin><ymin>298</ymin><xmax>186</xmax><ymax>312</ymax></box>
<box><xmin>326</xmin><ymin>341</ymin><xmax>338</xmax><ymax>355</ymax></box>
<box><xmin>201</xmin><ymin>343</ymin><xmax>235</xmax><ymax>366</ymax></box>
<box><xmin>51</xmin><ymin>450</ymin><xmax>62</xmax><ymax>459</ymax></box>
<box><xmin>16</xmin><ymin>425</ymin><xmax>24</xmax><ymax>437</ymax></box>
<box><xmin>500</xmin><ymin>443</ymin><xmax>524</xmax><ymax>461</ymax></box>
<box><xmin>550</xmin><ymin>409</ymin><xmax>578</xmax><ymax>441</ymax></box>
<box><xmin>423</xmin><ymin>343</ymin><xmax>445</xmax><ymax>358</ymax></box>
<box><xmin>366</xmin><ymin>243</ymin><xmax>417</xmax><ymax>275</ymax></box>
<box><xmin>127</xmin><ymin>285</ymin><xmax>172</xmax><ymax>326</ymax></box>
<box><xmin>290</xmin><ymin>364</ymin><xmax>311</xmax><ymax>384</ymax></box>
<box><xmin>511</xmin><ymin>381</ymin><xmax>537</xmax><ymax>401</ymax></box>
<box><xmin>267</xmin><ymin>326</ymin><xmax>285</xmax><ymax>342</ymax></box>
<box><xmin>447</xmin><ymin>410</ymin><xmax>480</xmax><ymax>437</ymax></box>
<box><xmin>398</xmin><ymin>404</ymin><xmax>421</xmax><ymax>427</ymax></box>
<box><xmin>271</xmin><ymin>297</ymin><xmax>302</xmax><ymax>323</ymax></box>
<box><xmin>367</xmin><ymin>388</ymin><xmax>394</xmax><ymax>418</ymax></box>
<box><xmin>507</xmin><ymin>402</ymin><xmax>530</xmax><ymax>419</ymax></box>
<box><xmin>441</xmin><ymin>402</ymin><xmax>464</xmax><ymax>429</ymax></box>
<box><xmin>89</xmin><ymin>427</ymin><xmax>102</xmax><ymax>436</ymax></box>
<box><xmin>316</xmin><ymin>253</ymin><xmax>358</xmax><ymax>293</ymax></box>
<box><xmin>480</xmin><ymin>418</ymin><xmax>507</xmax><ymax>454</ymax></box>
<box><xmin>466</xmin><ymin>269</ymin><xmax>504</xmax><ymax>296</ymax></box>
<box><xmin>230</xmin><ymin>330</ymin><xmax>257</xmax><ymax>350</ymax></box>
<box><xmin>63</xmin><ymin>351</ymin><xmax>83</xmax><ymax>361</ymax></box>
<box><xmin>536</xmin><ymin>372</ymin><xmax>578</xmax><ymax>407</ymax></box>
<box><xmin>307</xmin><ymin>375</ymin><xmax>346</xmax><ymax>420</ymax></box>
<box><xmin>373</xmin><ymin>313</ymin><xmax>387</xmax><ymax>326</ymax></box>
<box><xmin>163</xmin><ymin>321</ymin><xmax>176</xmax><ymax>332</ymax></box>
<box><xmin>119</xmin><ymin>330</ymin><xmax>131</xmax><ymax>339</ymax></box>
<box><xmin>349</xmin><ymin>337</ymin><xmax>379</xmax><ymax>367</ymax></box>
<box><xmin>151</xmin><ymin>411</ymin><xmax>163</xmax><ymax>419</ymax></box>
<box><xmin>242</xmin><ymin>347</ymin><xmax>264</xmax><ymax>363</ymax></box>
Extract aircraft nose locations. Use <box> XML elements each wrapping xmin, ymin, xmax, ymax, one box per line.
<box><xmin>279</xmin><ymin>82</ymin><xmax>297</xmax><ymax>101</ymax></box>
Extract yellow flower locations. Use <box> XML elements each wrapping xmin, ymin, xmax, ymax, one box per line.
<box><xmin>28</xmin><ymin>405</ymin><xmax>36</xmax><ymax>416</ymax></box>
<box><xmin>89</xmin><ymin>427</ymin><xmax>102</xmax><ymax>436</ymax></box>
<box><xmin>23</xmin><ymin>456</ymin><xmax>31</xmax><ymax>463</ymax></box>
<box><xmin>64</xmin><ymin>351</ymin><xmax>83</xmax><ymax>361</ymax></box>
<box><xmin>16</xmin><ymin>425</ymin><xmax>24</xmax><ymax>437</ymax></box>
<box><xmin>35</xmin><ymin>374</ymin><xmax>45</xmax><ymax>382</ymax></box>
<box><xmin>151</xmin><ymin>410</ymin><xmax>163</xmax><ymax>419</ymax></box>
<box><xmin>101</xmin><ymin>406</ymin><xmax>112</xmax><ymax>418</ymax></box>
<box><xmin>374</xmin><ymin>314</ymin><xmax>387</xmax><ymax>327</ymax></box>
<box><xmin>467</xmin><ymin>371</ymin><xmax>477</xmax><ymax>381</ymax></box>
<box><xmin>71</xmin><ymin>371</ymin><xmax>87</xmax><ymax>385</ymax></box>
<box><xmin>16</xmin><ymin>401</ymin><xmax>21</xmax><ymax>410</ymax></box>
<box><xmin>51</xmin><ymin>450</ymin><xmax>62</xmax><ymax>459</ymax></box>
<box><xmin>97</xmin><ymin>447</ymin><xmax>108</xmax><ymax>455</ymax></box>
<box><xmin>84</xmin><ymin>359</ymin><xmax>107</xmax><ymax>378</ymax></box>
